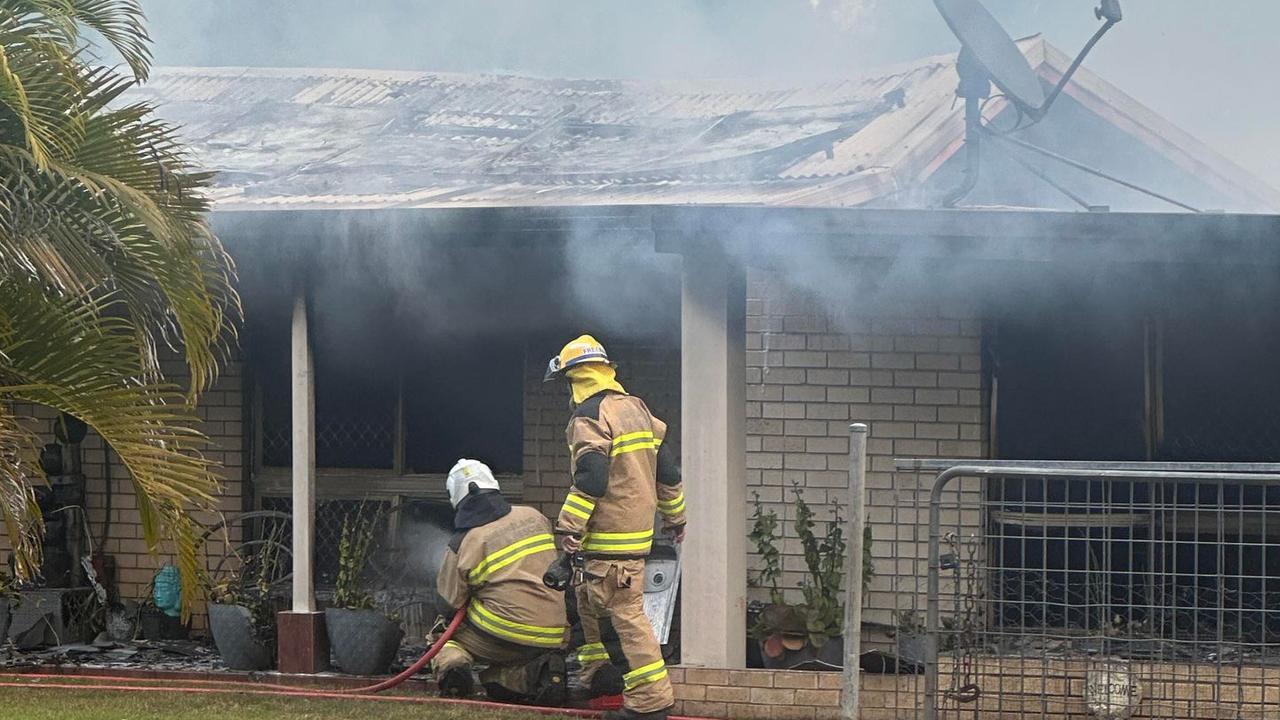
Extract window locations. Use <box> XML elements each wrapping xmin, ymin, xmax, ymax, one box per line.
<box><xmin>1160</xmin><ymin>288</ymin><xmax>1280</xmax><ymax>462</ymax></box>
<box><xmin>256</xmin><ymin>326</ymin><xmax>524</xmax><ymax>476</ymax></box>
<box><xmin>995</xmin><ymin>309</ymin><xmax>1146</xmax><ymax>461</ymax></box>
<box><xmin>403</xmin><ymin>334</ymin><xmax>524</xmax><ymax>474</ymax></box>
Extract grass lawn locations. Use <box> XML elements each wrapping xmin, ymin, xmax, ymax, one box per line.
<box><xmin>0</xmin><ymin>681</ymin><xmax>553</xmax><ymax>720</ymax></box>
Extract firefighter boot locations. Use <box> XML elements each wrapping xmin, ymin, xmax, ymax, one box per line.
<box><xmin>437</xmin><ymin>665</ymin><xmax>475</xmax><ymax>698</ymax></box>
<box><xmin>589</xmin><ymin>663</ymin><xmax>625</xmax><ymax>697</ymax></box>
<box><xmin>602</xmin><ymin>708</ymin><xmax>670</xmax><ymax>720</ymax></box>
<box><xmin>479</xmin><ymin>652</ymin><xmax>566</xmax><ymax>706</ymax></box>
<box><xmin>433</xmin><ymin>640</ymin><xmax>476</xmax><ymax>698</ymax></box>
<box><xmin>528</xmin><ymin>652</ymin><xmax>568</xmax><ymax>707</ymax></box>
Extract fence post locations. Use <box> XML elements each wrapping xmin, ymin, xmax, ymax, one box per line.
<box><xmin>841</xmin><ymin>423</ymin><xmax>868</xmax><ymax>720</ymax></box>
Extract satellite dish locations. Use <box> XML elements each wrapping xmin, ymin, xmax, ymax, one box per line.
<box><xmin>934</xmin><ymin>0</ymin><xmax>1122</xmax><ymax>122</ymax></box>
<box><xmin>935</xmin><ymin>0</ymin><xmax>1045</xmax><ymax>111</ymax></box>
<box><xmin>934</xmin><ymin>0</ymin><xmax>1124</xmax><ymax>207</ymax></box>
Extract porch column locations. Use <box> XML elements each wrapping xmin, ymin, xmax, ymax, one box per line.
<box><xmin>277</xmin><ymin>286</ymin><xmax>327</xmax><ymax>673</ymax></box>
<box><xmin>680</xmin><ymin>252</ymin><xmax>747</xmax><ymax>668</ymax></box>
<box><xmin>290</xmin><ymin>287</ymin><xmax>316</xmax><ymax>611</ymax></box>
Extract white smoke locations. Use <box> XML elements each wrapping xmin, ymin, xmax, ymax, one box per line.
<box><xmin>809</xmin><ymin>0</ymin><xmax>878</xmax><ymax>32</ymax></box>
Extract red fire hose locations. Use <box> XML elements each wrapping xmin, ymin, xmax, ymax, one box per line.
<box><xmin>0</xmin><ymin>608</ymin><xmax>710</xmax><ymax>720</ymax></box>
<box><xmin>1</xmin><ymin>609</ymin><xmax>468</xmax><ymax>698</ymax></box>
<box><xmin>346</xmin><ymin>605</ymin><xmax>468</xmax><ymax>693</ymax></box>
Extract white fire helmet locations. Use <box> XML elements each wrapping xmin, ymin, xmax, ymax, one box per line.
<box><xmin>446</xmin><ymin>458</ymin><xmax>501</xmax><ymax>508</ymax></box>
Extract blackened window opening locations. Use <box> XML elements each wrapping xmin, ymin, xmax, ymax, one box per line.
<box><xmin>403</xmin><ymin>334</ymin><xmax>524</xmax><ymax>474</ymax></box>
<box><xmin>990</xmin><ymin>279</ymin><xmax>1280</xmax><ymax>644</ymax></box>
<box><xmin>256</xmin><ymin>321</ymin><xmax>524</xmax><ymax>475</ymax></box>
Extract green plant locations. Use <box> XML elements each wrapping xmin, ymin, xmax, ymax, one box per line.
<box><xmin>792</xmin><ymin>485</ymin><xmax>844</xmax><ymax>648</ymax></box>
<box><xmin>333</xmin><ymin>503</ymin><xmax>382</xmax><ymax>611</ymax></box>
<box><xmin>748</xmin><ymin>493</ymin><xmax>784</xmax><ymax>605</ymax></box>
<box><xmin>894</xmin><ymin>610</ymin><xmax>968</xmax><ymax>652</ymax></box>
<box><xmin>748</xmin><ymin>484</ymin><xmax>876</xmax><ymax>654</ymax></box>
<box><xmin>210</xmin><ymin>523</ymin><xmax>287</xmax><ymax>646</ymax></box>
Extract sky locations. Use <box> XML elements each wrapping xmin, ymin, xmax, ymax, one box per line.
<box><xmin>141</xmin><ymin>1</ymin><xmax>1280</xmax><ymax>188</ymax></box>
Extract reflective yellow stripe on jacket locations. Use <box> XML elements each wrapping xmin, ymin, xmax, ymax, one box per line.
<box><xmin>467</xmin><ymin>533</ymin><xmax>557</xmax><ymax>585</ymax></box>
<box><xmin>656</xmin><ymin>491</ymin><xmax>685</xmax><ymax>517</ymax></box>
<box><xmin>610</xmin><ymin>431</ymin><xmax>662</xmax><ymax>457</ymax></box>
<box><xmin>623</xmin><ymin>659</ymin><xmax>668</xmax><ymax>690</ymax></box>
<box><xmin>468</xmin><ymin>599</ymin><xmax>566</xmax><ymax>647</ymax></box>
<box><xmin>560</xmin><ymin>493</ymin><xmax>596</xmax><ymax>521</ymax></box>
<box><xmin>581</xmin><ymin>528</ymin><xmax>654</xmax><ymax>555</ymax></box>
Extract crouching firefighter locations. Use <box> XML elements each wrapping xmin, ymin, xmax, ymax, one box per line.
<box><xmin>433</xmin><ymin>458</ymin><xmax>569</xmax><ymax>705</ymax></box>
<box><xmin>544</xmin><ymin>335</ymin><xmax>686</xmax><ymax>720</ymax></box>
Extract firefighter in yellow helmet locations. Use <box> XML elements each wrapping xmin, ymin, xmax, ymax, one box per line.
<box><xmin>433</xmin><ymin>459</ymin><xmax>569</xmax><ymax>705</ymax></box>
<box><xmin>544</xmin><ymin>335</ymin><xmax>686</xmax><ymax>720</ymax></box>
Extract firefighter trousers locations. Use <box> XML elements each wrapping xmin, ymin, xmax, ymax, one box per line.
<box><xmin>432</xmin><ymin>622</ymin><xmax>552</xmax><ymax>698</ymax></box>
<box><xmin>575</xmin><ymin>558</ymin><xmax>673</xmax><ymax>713</ymax></box>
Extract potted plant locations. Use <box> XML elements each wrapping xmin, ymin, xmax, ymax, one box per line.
<box><xmin>208</xmin><ymin>525</ymin><xmax>286</xmax><ymax>671</ymax></box>
<box><xmin>747</xmin><ymin>486</ymin><xmax>874</xmax><ymax>670</ymax></box>
<box><xmin>325</xmin><ymin>503</ymin><xmax>403</xmax><ymax>676</ymax></box>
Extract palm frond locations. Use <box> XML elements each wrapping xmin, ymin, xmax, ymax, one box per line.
<box><xmin>0</xmin><ymin>61</ymin><xmax>241</xmax><ymax>396</ymax></box>
<box><xmin>0</xmin><ymin>0</ymin><xmax>151</xmax><ymax>79</ymax></box>
<box><xmin>0</xmin><ymin>0</ymin><xmax>240</xmax><ymax>614</ymax></box>
<box><xmin>0</xmin><ymin>404</ymin><xmax>43</xmax><ymax>579</ymax></box>
<box><xmin>0</xmin><ymin>281</ymin><xmax>221</xmax><ymax>617</ymax></box>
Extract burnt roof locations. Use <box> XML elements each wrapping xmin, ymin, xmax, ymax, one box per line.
<box><xmin>135</xmin><ymin>36</ymin><xmax>1280</xmax><ymax>212</ymax></box>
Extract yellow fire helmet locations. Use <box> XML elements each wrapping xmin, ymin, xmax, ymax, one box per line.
<box><xmin>544</xmin><ymin>334</ymin><xmax>612</xmax><ymax>382</ymax></box>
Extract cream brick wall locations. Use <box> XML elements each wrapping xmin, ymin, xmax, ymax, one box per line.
<box><xmin>2</xmin><ymin>357</ymin><xmax>246</xmax><ymax>608</ymax></box>
<box><xmin>744</xmin><ymin>269</ymin><xmax>987</xmax><ymax>624</ymax></box>
<box><xmin>671</xmin><ymin>661</ymin><xmax>1280</xmax><ymax>719</ymax></box>
<box><xmin>518</xmin><ymin>270</ymin><xmax>989</xmax><ymax>630</ymax></box>
<box><xmin>521</xmin><ymin>343</ymin><xmax>681</xmax><ymax>518</ymax></box>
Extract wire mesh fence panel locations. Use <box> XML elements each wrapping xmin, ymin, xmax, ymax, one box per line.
<box><xmin>908</xmin><ymin>461</ymin><xmax>1280</xmax><ymax>720</ymax></box>
<box><xmin>255</xmin><ymin>497</ymin><xmax>448</xmax><ymax>642</ymax></box>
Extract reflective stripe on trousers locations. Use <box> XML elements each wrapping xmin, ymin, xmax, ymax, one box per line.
<box><xmin>623</xmin><ymin>659</ymin><xmax>668</xmax><ymax>691</ymax></box>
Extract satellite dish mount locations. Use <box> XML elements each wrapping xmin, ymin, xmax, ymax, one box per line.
<box><xmin>935</xmin><ymin>0</ymin><xmax>1123</xmax><ymax>207</ymax></box>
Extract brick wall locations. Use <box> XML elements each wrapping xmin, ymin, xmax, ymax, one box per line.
<box><xmin>744</xmin><ymin>269</ymin><xmax>987</xmax><ymax>625</ymax></box>
<box><xmin>4</xmin><ymin>263</ymin><xmax>989</xmax><ymax>633</ymax></box>
<box><xmin>672</xmin><ymin>667</ymin><xmax>923</xmax><ymax>720</ymax></box>
<box><xmin>521</xmin><ymin>342</ymin><xmax>681</xmax><ymax>518</ymax></box>
<box><xmin>671</xmin><ymin>661</ymin><xmax>1280</xmax><ymax>719</ymax></box>
<box><xmin>519</xmin><ymin>270</ymin><xmax>990</xmax><ymax>633</ymax></box>
<box><xmin>2</xmin><ymin>357</ymin><xmax>246</xmax><ymax>608</ymax></box>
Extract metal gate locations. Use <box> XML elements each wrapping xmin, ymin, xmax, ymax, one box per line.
<box><xmin>908</xmin><ymin>460</ymin><xmax>1280</xmax><ymax>720</ymax></box>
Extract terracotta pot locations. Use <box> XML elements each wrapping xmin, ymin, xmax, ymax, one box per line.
<box><xmin>758</xmin><ymin>636</ymin><xmax>843</xmax><ymax>670</ymax></box>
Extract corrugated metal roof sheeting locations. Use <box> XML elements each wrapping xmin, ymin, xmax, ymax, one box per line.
<box><xmin>129</xmin><ymin>39</ymin><xmax>1024</xmax><ymax>209</ymax></box>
